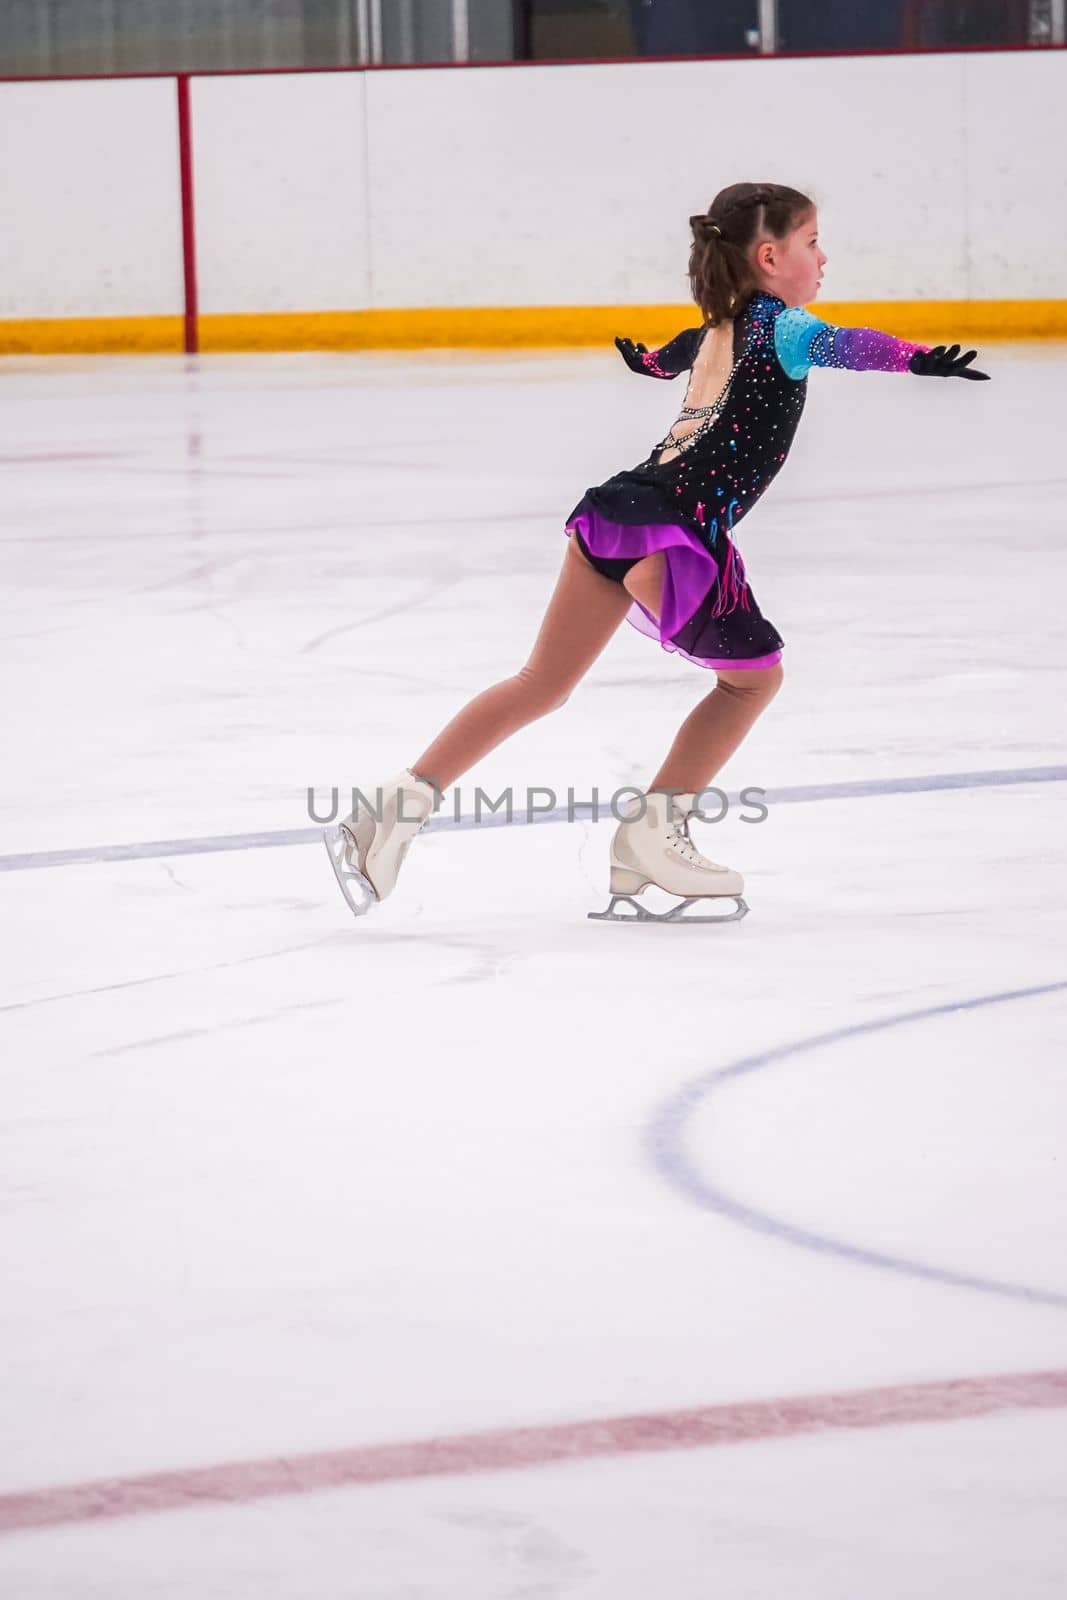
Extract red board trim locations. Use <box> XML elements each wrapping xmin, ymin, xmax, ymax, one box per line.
<box><xmin>176</xmin><ymin>75</ymin><xmax>198</xmax><ymax>357</ymax></box>
<box><xmin>0</xmin><ymin>40</ymin><xmax>1061</xmax><ymax>85</ymax></box>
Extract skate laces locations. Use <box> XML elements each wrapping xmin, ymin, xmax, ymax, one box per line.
<box><xmin>669</xmin><ymin>808</ymin><xmax>727</xmax><ymax>872</ymax></box>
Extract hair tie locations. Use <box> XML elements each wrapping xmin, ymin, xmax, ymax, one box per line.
<box><xmin>708</xmin><ymin>222</ymin><xmax>722</xmax><ymax>238</ymax></box>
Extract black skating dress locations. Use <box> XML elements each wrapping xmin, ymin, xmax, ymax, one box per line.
<box><xmin>565</xmin><ymin>292</ymin><xmax>922</xmax><ymax>670</ymax></box>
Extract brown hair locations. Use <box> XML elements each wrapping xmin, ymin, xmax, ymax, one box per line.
<box><xmin>688</xmin><ymin>182</ymin><xmax>814</xmax><ymax>326</ymax></box>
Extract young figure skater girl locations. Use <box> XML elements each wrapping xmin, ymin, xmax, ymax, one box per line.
<box><xmin>324</xmin><ymin>181</ymin><xmax>989</xmax><ymax>924</ymax></box>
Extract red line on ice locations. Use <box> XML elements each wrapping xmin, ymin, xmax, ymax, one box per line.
<box><xmin>2</xmin><ymin>1367</ymin><xmax>1065</xmax><ymax>1534</ymax></box>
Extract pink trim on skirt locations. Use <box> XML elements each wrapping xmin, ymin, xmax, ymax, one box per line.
<box><xmin>564</xmin><ymin>511</ymin><xmax>783</xmax><ymax>672</ymax></box>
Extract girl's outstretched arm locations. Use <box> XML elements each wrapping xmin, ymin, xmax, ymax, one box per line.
<box><xmin>615</xmin><ymin>326</ymin><xmax>704</xmax><ymax>379</ymax></box>
<box><xmin>774</xmin><ymin>308</ymin><xmax>990</xmax><ymax>381</ymax></box>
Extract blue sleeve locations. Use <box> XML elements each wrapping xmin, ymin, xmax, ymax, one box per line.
<box><xmin>775</xmin><ymin>306</ymin><xmax>924</xmax><ymax>378</ymax></box>
<box><xmin>773</xmin><ymin>307</ymin><xmax>827</xmax><ymax>381</ymax></box>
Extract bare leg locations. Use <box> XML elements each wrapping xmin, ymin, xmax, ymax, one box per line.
<box><xmin>410</xmin><ymin>536</ymin><xmax>635</xmax><ymax>791</ymax></box>
<box><xmin>619</xmin><ymin>555</ymin><xmax>783</xmax><ymax>795</ymax></box>
<box><xmin>647</xmin><ymin>665</ymin><xmax>784</xmax><ymax>793</ymax></box>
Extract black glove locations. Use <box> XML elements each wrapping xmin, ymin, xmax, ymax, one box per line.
<box><xmin>615</xmin><ymin>335</ymin><xmax>649</xmax><ymax>373</ymax></box>
<box><xmin>909</xmin><ymin>343</ymin><xmax>990</xmax><ymax>380</ymax></box>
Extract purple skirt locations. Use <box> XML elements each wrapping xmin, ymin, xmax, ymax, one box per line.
<box><xmin>565</xmin><ymin>506</ymin><xmax>783</xmax><ymax>671</ymax></box>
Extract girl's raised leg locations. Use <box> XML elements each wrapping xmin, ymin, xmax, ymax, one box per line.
<box><xmin>410</xmin><ymin>535</ymin><xmax>635</xmax><ymax>791</ymax></box>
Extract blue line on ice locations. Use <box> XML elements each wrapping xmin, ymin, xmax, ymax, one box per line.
<box><xmin>644</xmin><ymin>979</ymin><xmax>1067</xmax><ymax>1310</ymax></box>
<box><xmin>2</xmin><ymin>764</ymin><xmax>1066</xmax><ymax>874</ymax></box>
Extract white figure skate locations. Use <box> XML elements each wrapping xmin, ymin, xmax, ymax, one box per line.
<box><xmin>588</xmin><ymin>790</ymin><xmax>749</xmax><ymax>924</ymax></box>
<box><xmin>323</xmin><ymin>768</ymin><xmax>438</xmax><ymax>918</ymax></box>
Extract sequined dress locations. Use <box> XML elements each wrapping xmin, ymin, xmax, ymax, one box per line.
<box><xmin>565</xmin><ymin>292</ymin><xmax>922</xmax><ymax>670</ymax></box>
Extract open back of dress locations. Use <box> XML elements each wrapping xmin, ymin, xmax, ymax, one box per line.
<box><xmin>650</xmin><ymin>320</ymin><xmax>740</xmax><ymax>466</ymax></box>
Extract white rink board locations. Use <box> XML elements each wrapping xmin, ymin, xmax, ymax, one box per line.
<box><xmin>363</xmin><ymin>54</ymin><xmax>970</xmax><ymax>308</ymax></box>
<box><xmin>963</xmin><ymin>51</ymin><xmax>1067</xmax><ymax>301</ymax></box>
<box><xmin>0</xmin><ymin>77</ymin><xmax>183</xmax><ymax>318</ymax></box>
<box><xmin>0</xmin><ymin>52</ymin><xmax>1065</xmax><ymax>319</ymax></box>
<box><xmin>191</xmin><ymin>72</ymin><xmax>372</xmax><ymax>314</ymax></box>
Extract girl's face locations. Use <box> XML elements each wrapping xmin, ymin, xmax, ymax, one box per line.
<box><xmin>752</xmin><ymin>209</ymin><xmax>827</xmax><ymax>308</ymax></box>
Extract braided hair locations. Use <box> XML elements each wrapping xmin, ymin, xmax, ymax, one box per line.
<box><xmin>688</xmin><ymin>182</ymin><xmax>814</xmax><ymax>326</ymax></box>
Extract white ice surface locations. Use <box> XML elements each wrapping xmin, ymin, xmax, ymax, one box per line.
<box><xmin>1</xmin><ymin>345</ymin><xmax>1066</xmax><ymax>1596</ymax></box>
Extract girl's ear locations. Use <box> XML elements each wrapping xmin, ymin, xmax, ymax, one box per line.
<box><xmin>755</xmin><ymin>239</ymin><xmax>776</xmax><ymax>275</ymax></box>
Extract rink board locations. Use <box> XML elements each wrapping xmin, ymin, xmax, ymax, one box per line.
<box><xmin>1</xmin><ymin>50</ymin><xmax>1065</xmax><ymax>352</ymax></box>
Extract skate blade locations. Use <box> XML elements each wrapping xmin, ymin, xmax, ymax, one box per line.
<box><xmin>588</xmin><ymin>893</ymin><xmax>749</xmax><ymax>924</ymax></box>
<box><xmin>323</xmin><ymin>825</ymin><xmax>378</xmax><ymax>918</ymax></box>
